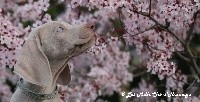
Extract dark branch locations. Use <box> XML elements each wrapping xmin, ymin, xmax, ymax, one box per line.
<box><xmin>130</xmin><ymin>10</ymin><xmax>200</xmax><ymax>78</ymax></box>
<box><xmin>149</xmin><ymin>0</ymin><xmax>152</xmax><ymax>15</ymax></box>
<box><xmin>186</xmin><ymin>11</ymin><xmax>200</xmax><ymax>45</ymax></box>
<box><xmin>193</xmin><ymin>56</ymin><xmax>200</xmax><ymax>59</ymax></box>
<box><xmin>118</xmin><ymin>9</ymin><xmax>156</xmax><ymax>39</ymax></box>
<box><xmin>118</xmin><ymin>7</ymin><xmax>200</xmax><ymax>79</ymax></box>
<box><xmin>118</xmin><ymin>8</ymin><xmax>132</xmax><ymax>35</ymax></box>
<box><xmin>144</xmin><ymin>42</ymin><xmax>165</xmax><ymax>52</ymax></box>
<box><xmin>133</xmin><ymin>71</ymin><xmax>147</xmax><ymax>79</ymax></box>
<box><xmin>40</xmin><ymin>11</ymin><xmax>46</xmax><ymax>21</ymax></box>
<box><xmin>132</xmin><ymin>25</ymin><xmax>156</xmax><ymax>37</ymax></box>
<box><xmin>175</xmin><ymin>52</ymin><xmax>190</xmax><ymax>62</ymax></box>
<box><xmin>132</xmin><ymin>10</ymin><xmax>186</xmax><ymax>46</ymax></box>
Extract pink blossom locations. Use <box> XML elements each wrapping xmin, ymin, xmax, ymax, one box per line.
<box><xmin>1</xmin><ymin>0</ymin><xmax>200</xmax><ymax>101</ymax></box>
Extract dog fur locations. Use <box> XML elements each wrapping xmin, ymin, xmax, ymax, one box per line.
<box><xmin>10</xmin><ymin>21</ymin><xmax>95</xmax><ymax>102</ymax></box>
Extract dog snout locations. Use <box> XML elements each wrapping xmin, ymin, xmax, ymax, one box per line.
<box><xmin>86</xmin><ymin>23</ymin><xmax>95</xmax><ymax>30</ymax></box>
<box><xmin>79</xmin><ymin>23</ymin><xmax>95</xmax><ymax>39</ymax></box>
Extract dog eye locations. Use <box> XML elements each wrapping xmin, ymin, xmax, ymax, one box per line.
<box><xmin>56</xmin><ymin>27</ymin><xmax>64</xmax><ymax>32</ymax></box>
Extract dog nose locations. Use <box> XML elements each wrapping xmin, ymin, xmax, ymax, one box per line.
<box><xmin>86</xmin><ymin>23</ymin><xmax>95</xmax><ymax>30</ymax></box>
<box><xmin>79</xmin><ymin>23</ymin><xmax>95</xmax><ymax>39</ymax></box>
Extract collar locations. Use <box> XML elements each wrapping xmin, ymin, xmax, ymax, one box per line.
<box><xmin>17</xmin><ymin>78</ymin><xmax>58</xmax><ymax>100</ymax></box>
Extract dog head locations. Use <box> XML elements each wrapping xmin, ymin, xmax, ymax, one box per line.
<box><xmin>38</xmin><ymin>21</ymin><xmax>95</xmax><ymax>60</ymax></box>
<box><xmin>14</xmin><ymin>21</ymin><xmax>95</xmax><ymax>86</ymax></box>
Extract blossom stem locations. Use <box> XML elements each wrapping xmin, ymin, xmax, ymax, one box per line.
<box><xmin>132</xmin><ymin>10</ymin><xmax>186</xmax><ymax>46</ymax></box>
<box><xmin>119</xmin><ymin>8</ymin><xmax>200</xmax><ymax>79</ymax></box>
<box><xmin>175</xmin><ymin>52</ymin><xmax>190</xmax><ymax>62</ymax></box>
<box><xmin>149</xmin><ymin>0</ymin><xmax>152</xmax><ymax>15</ymax></box>
<box><xmin>132</xmin><ymin>10</ymin><xmax>200</xmax><ymax>79</ymax></box>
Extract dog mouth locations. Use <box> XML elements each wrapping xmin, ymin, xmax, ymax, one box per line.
<box><xmin>72</xmin><ymin>42</ymin><xmax>89</xmax><ymax>57</ymax></box>
<box><xmin>67</xmin><ymin>36</ymin><xmax>95</xmax><ymax>59</ymax></box>
<box><xmin>74</xmin><ymin>36</ymin><xmax>94</xmax><ymax>49</ymax></box>
<box><xmin>73</xmin><ymin>36</ymin><xmax>95</xmax><ymax>52</ymax></box>
<box><xmin>74</xmin><ymin>43</ymin><xmax>86</xmax><ymax>48</ymax></box>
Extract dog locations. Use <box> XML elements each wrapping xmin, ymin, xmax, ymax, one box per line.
<box><xmin>10</xmin><ymin>21</ymin><xmax>95</xmax><ymax>102</ymax></box>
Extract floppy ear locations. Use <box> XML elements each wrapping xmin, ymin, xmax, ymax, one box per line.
<box><xmin>56</xmin><ymin>63</ymin><xmax>71</xmax><ymax>85</ymax></box>
<box><xmin>14</xmin><ymin>30</ymin><xmax>52</xmax><ymax>86</ymax></box>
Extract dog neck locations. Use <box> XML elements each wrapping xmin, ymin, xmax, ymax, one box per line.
<box><xmin>20</xmin><ymin>59</ymin><xmax>67</xmax><ymax>94</ymax></box>
<box><xmin>17</xmin><ymin>59</ymin><xmax>68</xmax><ymax>100</ymax></box>
<box><xmin>18</xmin><ymin>78</ymin><xmax>58</xmax><ymax>100</ymax></box>
<box><xmin>20</xmin><ymin>79</ymin><xmax>57</xmax><ymax>94</ymax></box>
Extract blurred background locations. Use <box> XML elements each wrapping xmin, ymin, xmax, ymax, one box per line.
<box><xmin>1</xmin><ymin>0</ymin><xmax>200</xmax><ymax>102</ymax></box>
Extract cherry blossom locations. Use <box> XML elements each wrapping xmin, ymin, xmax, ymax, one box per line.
<box><xmin>1</xmin><ymin>0</ymin><xmax>200</xmax><ymax>102</ymax></box>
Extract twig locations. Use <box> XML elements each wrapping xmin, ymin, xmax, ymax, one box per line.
<box><xmin>132</xmin><ymin>10</ymin><xmax>186</xmax><ymax>46</ymax></box>
<box><xmin>118</xmin><ymin>7</ymin><xmax>200</xmax><ymax>79</ymax></box>
<box><xmin>131</xmin><ymin>25</ymin><xmax>156</xmax><ymax>37</ymax></box>
<box><xmin>117</xmin><ymin>9</ymin><xmax>156</xmax><ymax>40</ymax></box>
<box><xmin>144</xmin><ymin>42</ymin><xmax>165</xmax><ymax>52</ymax></box>
<box><xmin>118</xmin><ymin>8</ymin><xmax>132</xmax><ymax>36</ymax></box>
<box><xmin>193</xmin><ymin>56</ymin><xmax>200</xmax><ymax>59</ymax></box>
<box><xmin>118</xmin><ymin>9</ymin><xmax>171</xmax><ymax>52</ymax></box>
<box><xmin>186</xmin><ymin>26</ymin><xmax>194</xmax><ymax>46</ymax></box>
<box><xmin>133</xmin><ymin>71</ymin><xmax>147</xmax><ymax>79</ymax></box>
<box><xmin>186</xmin><ymin>78</ymin><xmax>198</xmax><ymax>91</ymax></box>
<box><xmin>186</xmin><ymin>11</ymin><xmax>200</xmax><ymax>45</ymax></box>
<box><xmin>145</xmin><ymin>43</ymin><xmax>154</xmax><ymax>53</ymax></box>
<box><xmin>186</xmin><ymin>45</ymin><xmax>200</xmax><ymax>78</ymax></box>
<box><xmin>185</xmin><ymin>66</ymin><xmax>200</xmax><ymax>94</ymax></box>
<box><xmin>118</xmin><ymin>25</ymin><xmax>157</xmax><ymax>39</ymax></box>
<box><xmin>40</xmin><ymin>11</ymin><xmax>46</xmax><ymax>21</ymax></box>
<box><xmin>149</xmin><ymin>0</ymin><xmax>152</xmax><ymax>15</ymax></box>
<box><xmin>175</xmin><ymin>52</ymin><xmax>190</xmax><ymax>62</ymax></box>
<box><xmin>1</xmin><ymin>44</ymin><xmax>15</xmax><ymax>50</ymax></box>
<box><xmin>190</xmin><ymin>66</ymin><xmax>199</xmax><ymax>81</ymax></box>
<box><xmin>130</xmin><ymin>10</ymin><xmax>200</xmax><ymax>78</ymax></box>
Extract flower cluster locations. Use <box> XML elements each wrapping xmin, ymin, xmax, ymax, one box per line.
<box><xmin>1</xmin><ymin>0</ymin><xmax>200</xmax><ymax>102</ymax></box>
<box><xmin>59</xmin><ymin>37</ymin><xmax>133</xmax><ymax>101</ymax></box>
<box><xmin>129</xmin><ymin>80</ymin><xmax>157</xmax><ymax>102</ymax></box>
<box><xmin>15</xmin><ymin>0</ymin><xmax>50</xmax><ymax>21</ymax></box>
<box><xmin>0</xmin><ymin>0</ymin><xmax>51</xmax><ymax>102</ymax></box>
<box><xmin>57</xmin><ymin>0</ymin><xmax>200</xmax><ymax>101</ymax></box>
<box><xmin>0</xmin><ymin>10</ymin><xmax>25</xmax><ymax>102</ymax></box>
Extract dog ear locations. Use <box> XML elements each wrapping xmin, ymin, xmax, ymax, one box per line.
<box><xmin>14</xmin><ymin>29</ymin><xmax>52</xmax><ymax>86</ymax></box>
<box><xmin>56</xmin><ymin>64</ymin><xmax>71</xmax><ymax>85</ymax></box>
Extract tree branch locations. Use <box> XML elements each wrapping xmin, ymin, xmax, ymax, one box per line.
<box><xmin>186</xmin><ymin>45</ymin><xmax>200</xmax><ymax>78</ymax></box>
<box><xmin>118</xmin><ymin>8</ymin><xmax>132</xmax><ymax>36</ymax></box>
<box><xmin>186</xmin><ymin>11</ymin><xmax>200</xmax><ymax>45</ymax></box>
<box><xmin>193</xmin><ymin>56</ymin><xmax>200</xmax><ymax>59</ymax></box>
<box><xmin>175</xmin><ymin>52</ymin><xmax>190</xmax><ymax>62</ymax></box>
<box><xmin>144</xmin><ymin>42</ymin><xmax>165</xmax><ymax>52</ymax></box>
<box><xmin>40</xmin><ymin>11</ymin><xmax>46</xmax><ymax>21</ymax></box>
<box><xmin>129</xmin><ymin>10</ymin><xmax>200</xmax><ymax>78</ymax></box>
<box><xmin>149</xmin><ymin>0</ymin><xmax>152</xmax><ymax>15</ymax></box>
<box><xmin>131</xmin><ymin>25</ymin><xmax>156</xmax><ymax>37</ymax></box>
<box><xmin>133</xmin><ymin>71</ymin><xmax>147</xmax><ymax>79</ymax></box>
<box><xmin>118</xmin><ymin>8</ymin><xmax>200</xmax><ymax>79</ymax></box>
<box><xmin>132</xmin><ymin>10</ymin><xmax>186</xmax><ymax>46</ymax></box>
<box><xmin>117</xmin><ymin>9</ymin><xmax>156</xmax><ymax>38</ymax></box>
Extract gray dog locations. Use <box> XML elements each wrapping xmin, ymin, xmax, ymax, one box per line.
<box><xmin>10</xmin><ymin>21</ymin><xmax>95</xmax><ymax>102</ymax></box>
